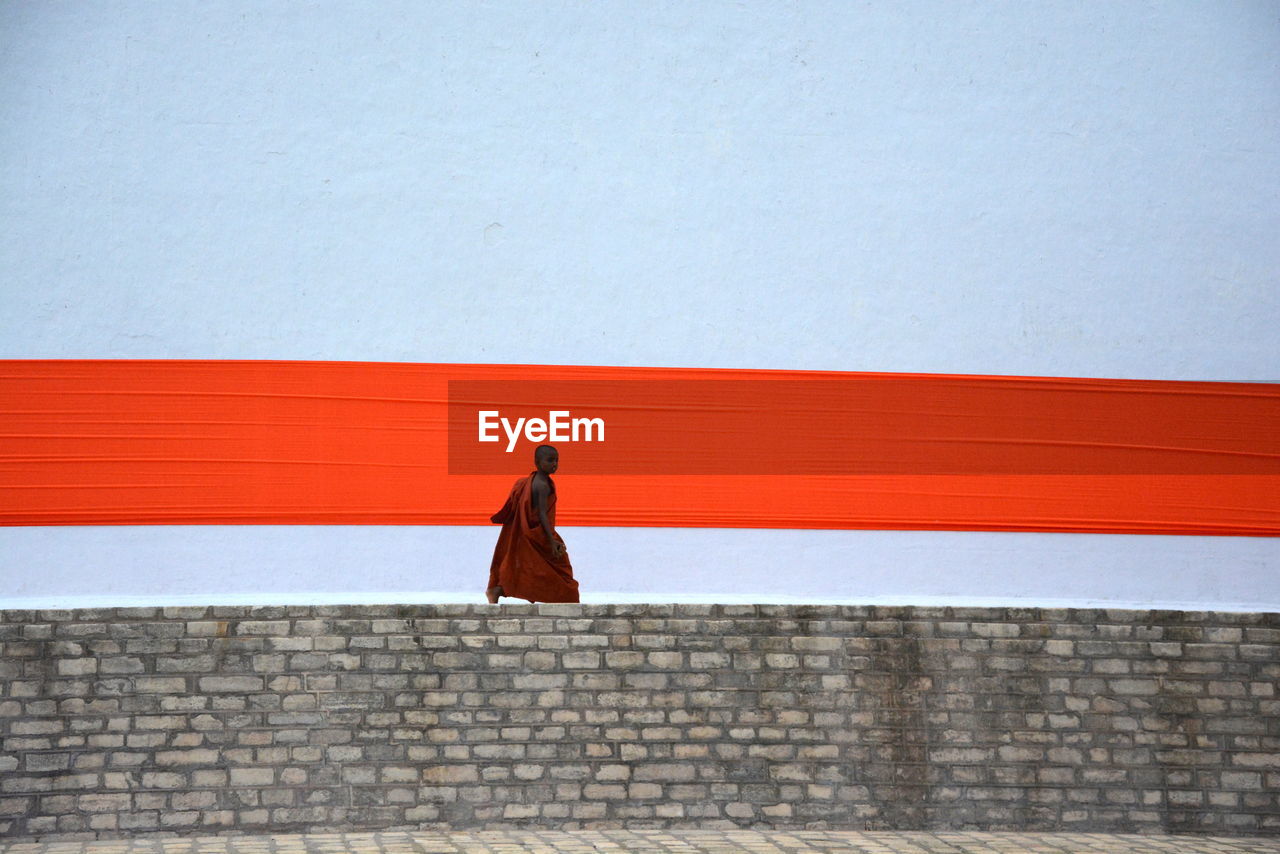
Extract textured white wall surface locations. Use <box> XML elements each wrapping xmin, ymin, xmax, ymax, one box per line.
<box><xmin>2</xmin><ymin>2</ymin><xmax>1277</xmax><ymax>608</ymax></box>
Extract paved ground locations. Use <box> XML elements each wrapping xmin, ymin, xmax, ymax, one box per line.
<box><xmin>3</xmin><ymin>831</ymin><xmax>1279</xmax><ymax>854</ymax></box>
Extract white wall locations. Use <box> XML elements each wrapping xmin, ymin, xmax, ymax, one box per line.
<box><xmin>2</xmin><ymin>1</ymin><xmax>1278</xmax><ymax>609</ymax></box>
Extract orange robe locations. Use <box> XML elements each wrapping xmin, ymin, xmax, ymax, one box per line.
<box><xmin>487</xmin><ymin>472</ymin><xmax>579</xmax><ymax>603</ymax></box>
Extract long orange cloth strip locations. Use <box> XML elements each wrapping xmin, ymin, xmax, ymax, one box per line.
<box><xmin>1</xmin><ymin>360</ymin><xmax>1277</xmax><ymax>534</ymax></box>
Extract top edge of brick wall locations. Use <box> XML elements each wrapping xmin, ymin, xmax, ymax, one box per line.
<box><xmin>1</xmin><ymin>603</ymin><xmax>1276</xmax><ymax>624</ymax></box>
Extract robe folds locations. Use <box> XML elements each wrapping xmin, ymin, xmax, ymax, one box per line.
<box><xmin>487</xmin><ymin>472</ymin><xmax>579</xmax><ymax>603</ymax></box>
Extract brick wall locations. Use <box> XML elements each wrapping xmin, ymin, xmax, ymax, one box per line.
<box><xmin>1</xmin><ymin>604</ymin><xmax>1277</xmax><ymax>839</ymax></box>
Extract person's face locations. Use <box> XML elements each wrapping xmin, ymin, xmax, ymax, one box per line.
<box><xmin>536</xmin><ymin>449</ymin><xmax>559</xmax><ymax>474</ymax></box>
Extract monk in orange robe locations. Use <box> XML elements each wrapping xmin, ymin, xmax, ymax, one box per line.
<box><xmin>486</xmin><ymin>444</ymin><xmax>579</xmax><ymax>603</ymax></box>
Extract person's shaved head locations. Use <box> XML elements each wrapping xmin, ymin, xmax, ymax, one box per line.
<box><xmin>534</xmin><ymin>444</ymin><xmax>559</xmax><ymax>475</ymax></box>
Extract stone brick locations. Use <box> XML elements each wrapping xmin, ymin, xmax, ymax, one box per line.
<box><xmin>237</xmin><ymin>621</ymin><xmax>291</xmax><ymax>637</ymax></box>
<box><xmin>582</xmin><ymin>783</ymin><xmax>628</xmax><ymax>799</ymax></box>
<box><xmin>562</xmin><ymin>651</ymin><xmax>600</xmax><ymax>669</ymax></box>
<box><xmin>133</xmin><ymin>676</ymin><xmax>188</xmax><ymax>693</ymax></box>
<box><xmin>155</xmin><ymin>749</ymin><xmax>219</xmax><ymax>766</ymax></box>
<box><xmin>78</xmin><ymin>793</ymin><xmax>130</xmax><ymax>812</ymax></box>
<box><xmin>0</xmin><ymin>798</ymin><xmax>31</xmax><ymax>819</ymax></box>
<box><xmin>55</xmin><ymin>657</ymin><xmax>98</xmax><ymax>676</ymax></box>
<box><xmin>198</xmin><ymin>676</ymin><xmax>264</xmax><ymax>693</ymax></box>
<box><xmin>632</xmin><ymin>763</ymin><xmax>696</xmax><ymax>782</ymax></box>
<box><xmin>1222</xmin><ymin>771</ymin><xmax>1263</xmax><ymax>789</ymax></box>
<box><xmin>171</xmin><ymin>791</ymin><xmax>217</xmax><ymax>809</ymax></box>
<box><xmin>1109</xmin><ymin>678</ymin><xmax>1159</xmax><ymax>695</ymax></box>
<box><xmin>226</xmin><ymin>767</ymin><xmax>274</xmax><ymax>786</ymax></box>
<box><xmin>1232</xmin><ymin>753</ymin><xmax>1280</xmax><ymax>769</ymax></box>
<box><xmin>421</xmin><ymin>765</ymin><xmax>478</xmax><ymax>783</ymax></box>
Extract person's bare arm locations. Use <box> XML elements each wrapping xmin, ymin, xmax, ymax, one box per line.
<box><xmin>532</xmin><ymin>478</ymin><xmax>565</xmax><ymax>557</ymax></box>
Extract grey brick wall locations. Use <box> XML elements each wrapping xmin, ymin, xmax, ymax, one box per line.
<box><xmin>1</xmin><ymin>604</ymin><xmax>1277</xmax><ymax>839</ymax></box>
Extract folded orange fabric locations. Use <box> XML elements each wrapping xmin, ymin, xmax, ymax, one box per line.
<box><xmin>1</xmin><ymin>359</ymin><xmax>1276</xmax><ymax>535</ymax></box>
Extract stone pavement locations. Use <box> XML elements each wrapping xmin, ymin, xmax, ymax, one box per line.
<box><xmin>3</xmin><ymin>831</ymin><xmax>1280</xmax><ymax>854</ymax></box>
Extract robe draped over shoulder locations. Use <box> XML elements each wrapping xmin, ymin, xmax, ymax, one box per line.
<box><xmin>487</xmin><ymin>473</ymin><xmax>579</xmax><ymax>603</ymax></box>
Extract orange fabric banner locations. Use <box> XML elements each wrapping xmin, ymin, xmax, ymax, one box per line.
<box><xmin>1</xmin><ymin>359</ymin><xmax>1277</xmax><ymax>534</ymax></box>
